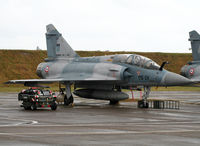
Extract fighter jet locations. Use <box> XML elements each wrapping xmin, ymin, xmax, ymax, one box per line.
<box><xmin>6</xmin><ymin>24</ymin><xmax>193</xmax><ymax>108</ymax></box>
<box><xmin>181</xmin><ymin>30</ymin><xmax>200</xmax><ymax>82</ymax></box>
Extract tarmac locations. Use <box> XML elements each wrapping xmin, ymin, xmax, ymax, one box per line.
<box><xmin>0</xmin><ymin>91</ymin><xmax>200</xmax><ymax>146</ymax></box>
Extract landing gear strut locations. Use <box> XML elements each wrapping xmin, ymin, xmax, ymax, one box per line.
<box><xmin>63</xmin><ymin>83</ymin><xmax>74</xmax><ymax>106</ymax></box>
<box><xmin>138</xmin><ymin>86</ymin><xmax>151</xmax><ymax>108</ymax></box>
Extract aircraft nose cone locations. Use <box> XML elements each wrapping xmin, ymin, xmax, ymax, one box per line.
<box><xmin>163</xmin><ymin>72</ymin><xmax>192</xmax><ymax>86</ymax></box>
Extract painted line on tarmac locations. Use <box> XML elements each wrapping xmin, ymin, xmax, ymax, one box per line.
<box><xmin>3</xmin><ymin>121</ymin><xmax>200</xmax><ymax>128</ymax></box>
<box><xmin>0</xmin><ymin>117</ymin><xmax>38</xmax><ymax>127</ymax></box>
<box><xmin>0</xmin><ymin>108</ymin><xmax>19</xmax><ymax>110</ymax></box>
<box><xmin>0</xmin><ymin>121</ymin><xmax>38</xmax><ymax>127</ymax></box>
<box><xmin>0</xmin><ymin>129</ymin><xmax>200</xmax><ymax>136</ymax></box>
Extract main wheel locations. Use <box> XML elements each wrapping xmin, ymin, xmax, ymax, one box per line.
<box><xmin>64</xmin><ymin>96</ymin><xmax>70</xmax><ymax>105</ymax></box>
<box><xmin>51</xmin><ymin>102</ymin><xmax>57</xmax><ymax>110</ymax></box>
<box><xmin>69</xmin><ymin>95</ymin><xmax>74</xmax><ymax>104</ymax></box>
<box><xmin>24</xmin><ymin>106</ymin><xmax>31</xmax><ymax>110</ymax></box>
<box><xmin>64</xmin><ymin>95</ymin><xmax>74</xmax><ymax>106</ymax></box>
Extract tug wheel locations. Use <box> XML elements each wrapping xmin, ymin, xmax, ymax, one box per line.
<box><xmin>30</xmin><ymin>104</ymin><xmax>37</xmax><ymax>110</ymax></box>
<box><xmin>24</xmin><ymin>106</ymin><xmax>31</xmax><ymax>110</ymax></box>
<box><xmin>51</xmin><ymin>102</ymin><xmax>57</xmax><ymax>110</ymax></box>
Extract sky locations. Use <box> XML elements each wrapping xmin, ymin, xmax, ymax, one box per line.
<box><xmin>0</xmin><ymin>0</ymin><xmax>199</xmax><ymax>53</ymax></box>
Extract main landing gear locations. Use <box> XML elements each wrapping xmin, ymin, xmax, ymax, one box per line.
<box><xmin>59</xmin><ymin>83</ymin><xmax>74</xmax><ymax>106</ymax></box>
<box><xmin>138</xmin><ymin>86</ymin><xmax>151</xmax><ymax>108</ymax></box>
<box><xmin>64</xmin><ymin>83</ymin><xmax>74</xmax><ymax>106</ymax></box>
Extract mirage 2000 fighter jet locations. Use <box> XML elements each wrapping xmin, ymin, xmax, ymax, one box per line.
<box><xmin>6</xmin><ymin>24</ymin><xmax>193</xmax><ymax>108</ymax></box>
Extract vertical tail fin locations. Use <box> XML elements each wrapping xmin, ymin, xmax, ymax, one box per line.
<box><xmin>46</xmin><ymin>24</ymin><xmax>79</xmax><ymax>59</ymax></box>
<box><xmin>189</xmin><ymin>30</ymin><xmax>200</xmax><ymax>61</ymax></box>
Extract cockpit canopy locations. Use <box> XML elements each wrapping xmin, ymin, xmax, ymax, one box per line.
<box><xmin>113</xmin><ymin>54</ymin><xmax>160</xmax><ymax>70</ymax></box>
<box><xmin>126</xmin><ymin>54</ymin><xmax>160</xmax><ymax>70</ymax></box>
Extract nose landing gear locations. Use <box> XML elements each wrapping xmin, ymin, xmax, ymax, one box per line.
<box><xmin>138</xmin><ymin>86</ymin><xmax>150</xmax><ymax>108</ymax></box>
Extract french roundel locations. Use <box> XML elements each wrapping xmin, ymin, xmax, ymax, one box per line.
<box><xmin>189</xmin><ymin>68</ymin><xmax>194</xmax><ymax>75</ymax></box>
<box><xmin>45</xmin><ymin>66</ymin><xmax>49</xmax><ymax>73</ymax></box>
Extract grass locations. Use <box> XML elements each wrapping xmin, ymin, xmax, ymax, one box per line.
<box><xmin>0</xmin><ymin>83</ymin><xmax>60</xmax><ymax>93</ymax></box>
<box><xmin>151</xmin><ymin>86</ymin><xmax>200</xmax><ymax>91</ymax></box>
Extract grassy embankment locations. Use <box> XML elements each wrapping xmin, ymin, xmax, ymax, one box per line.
<box><xmin>1</xmin><ymin>50</ymin><xmax>198</xmax><ymax>92</ymax></box>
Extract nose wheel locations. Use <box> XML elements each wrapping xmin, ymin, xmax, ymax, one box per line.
<box><xmin>138</xmin><ymin>100</ymin><xmax>149</xmax><ymax>108</ymax></box>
